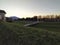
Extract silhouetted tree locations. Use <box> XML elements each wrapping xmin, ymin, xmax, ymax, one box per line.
<box><xmin>33</xmin><ymin>16</ymin><xmax>38</xmax><ymax>21</ymax></box>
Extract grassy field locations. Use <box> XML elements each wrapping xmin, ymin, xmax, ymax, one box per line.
<box><xmin>0</xmin><ymin>21</ymin><xmax>60</xmax><ymax>45</ymax></box>
<box><xmin>30</xmin><ymin>22</ymin><xmax>60</xmax><ymax>32</ymax></box>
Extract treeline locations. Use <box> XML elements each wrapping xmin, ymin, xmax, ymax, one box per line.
<box><xmin>6</xmin><ymin>15</ymin><xmax>60</xmax><ymax>22</ymax></box>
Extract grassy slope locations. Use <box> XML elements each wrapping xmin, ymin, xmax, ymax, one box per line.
<box><xmin>0</xmin><ymin>22</ymin><xmax>60</xmax><ymax>45</ymax></box>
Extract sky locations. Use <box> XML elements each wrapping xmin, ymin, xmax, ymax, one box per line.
<box><xmin>0</xmin><ymin>0</ymin><xmax>60</xmax><ymax>18</ymax></box>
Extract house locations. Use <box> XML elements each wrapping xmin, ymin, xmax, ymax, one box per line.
<box><xmin>0</xmin><ymin>10</ymin><xmax>6</xmax><ymax>21</ymax></box>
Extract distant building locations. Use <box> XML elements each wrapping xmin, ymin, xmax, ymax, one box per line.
<box><xmin>0</xmin><ymin>10</ymin><xmax>6</xmax><ymax>21</ymax></box>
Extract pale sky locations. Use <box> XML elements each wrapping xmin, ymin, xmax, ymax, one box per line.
<box><xmin>0</xmin><ymin>0</ymin><xmax>60</xmax><ymax>18</ymax></box>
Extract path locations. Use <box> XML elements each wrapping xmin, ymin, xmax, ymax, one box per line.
<box><xmin>24</xmin><ymin>21</ymin><xmax>40</xmax><ymax>27</ymax></box>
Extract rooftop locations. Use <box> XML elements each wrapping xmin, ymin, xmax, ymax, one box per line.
<box><xmin>0</xmin><ymin>10</ymin><xmax>6</xmax><ymax>14</ymax></box>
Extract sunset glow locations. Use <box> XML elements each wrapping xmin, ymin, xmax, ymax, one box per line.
<box><xmin>0</xmin><ymin>0</ymin><xmax>60</xmax><ymax>18</ymax></box>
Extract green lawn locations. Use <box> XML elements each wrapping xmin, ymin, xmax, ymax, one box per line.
<box><xmin>0</xmin><ymin>22</ymin><xmax>60</xmax><ymax>45</ymax></box>
<box><xmin>30</xmin><ymin>22</ymin><xmax>60</xmax><ymax>32</ymax></box>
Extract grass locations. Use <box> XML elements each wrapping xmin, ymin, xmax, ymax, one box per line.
<box><xmin>30</xmin><ymin>22</ymin><xmax>60</xmax><ymax>32</ymax></box>
<box><xmin>0</xmin><ymin>21</ymin><xmax>60</xmax><ymax>45</ymax></box>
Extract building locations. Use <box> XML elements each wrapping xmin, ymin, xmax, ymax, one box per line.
<box><xmin>0</xmin><ymin>10</ymin><xmax>6</xmax><ymax>21</ymax></box>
